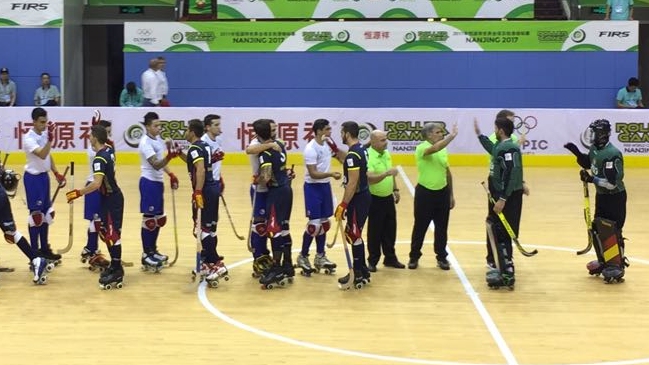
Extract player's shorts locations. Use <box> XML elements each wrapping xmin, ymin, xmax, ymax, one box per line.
<box><xmin>250</xmin><ymin>184</ymin><xmax>268</xmax><ymax>219</ymax></box>
<box><xmin>267</xmin><ymin>185</ymin><xmax>293</xmax><ymax>224</ymax></box>
<box><xmin>84</xmin><ymin>181</ymin><xmax>101</xmax><ymax>221</ymax></box>
<box><xmin>193</xmin><ymin>182</ymin><xmax>219</xmax><ymax>229</ymax></box>
<box><xmin>24</xmin><ymin>172</ymin><xmax>50</xmax><ymax>212</ymax></box>
<box><xmin>139</xmin><ymin>177</ymin><xmax>164</xmax><ymax>215</ymax></box>
<box><xmin>346</xmin><ymin>190</ymin><xmax>371</xmax><ymax>232</ymax></box>
<box><xmin>304</xmin><ymin>182</ymin><xmax>333</xmax><ymax>220</ymax></box>
<box><xmin>99</xmin><ymin>191</ymin><xmax>125</xmax><ymax>232</ymax></box>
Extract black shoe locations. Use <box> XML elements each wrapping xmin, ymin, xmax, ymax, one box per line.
<box><xmin>437</xmin><ymin>259</ymin><xmax>451</xmax><ymax>271</ymax></box>
<box><xmin>408</xmin><ymin>258</ymin><xmax>418</xmax><ymax>270</ymax></box>
<box><xmin>367</xmin><ymin>263</ymin><xmax>377</xmax><ymax>273</ymax></box>
<box><xmin>384</xmin><ymin>260</ymin><xmax>405</xmax><ymax>269</ymax></box>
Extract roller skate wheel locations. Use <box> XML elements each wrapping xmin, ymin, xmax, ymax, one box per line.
<box><xmin>324</xmin><ymin>269</ymin><xmax>331</xmax><ymax>275</ymax></box>
<box><xmin>223</xmin><ymin>275</ymin><xmax>230</xmax><ymax>282</ymax></box>
<box><xmin>209</xmin><ymin>280</ymin><xmax>219</xmax><ymax>288</ymax></box>
<box><xmin>354</xmin><ymin>282</ymin><xmax>364</xmax><ymax>290</ymax></box>
<box><xmin>46</xmin><ymin>263</ymin><xmax>55</xmax><ymax>272</ymax></box>
<box><xmin>35</xmin><ymin>276</ymin><xmax>47</xmax><ymax>285</ymax></box>
<box><xmin>88</xmin><ymin>266</ymin><xmax>94</xmax><ymax>271</ymax></box>
<box><xmin>287</xmin><ymin>277</ymin><xmax>294</xmax><ymax>284</ymax></box>
<box><xmin>104</xmin><ymin>283</ymin><xmax>112</xmax><ymax>290</ymax></box>
<box><xmin>116</xmin><ymin>282</ymin><xmax>123</xmax><ymax>289</ymax></box>
<box><xmin>80</xmin><ymin>258</ymin><xmax>88</xmax><ymax>264</ymax></box>
<box><xmin>300</xmin><ymin>270</ymin><xmax>311</xmax><ymax>277</ymax></box>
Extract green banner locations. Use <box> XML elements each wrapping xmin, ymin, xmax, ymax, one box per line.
<box><xmin>211</xmin><ymin>0</ymin><xmax>534</xmax><ymax>19</ymax></box>
<box><xmin>124</xmin><ymin>21</ymin><xmax>638</xmax><ymax>52</ymax></box>
<box><xmin>88</xmin><ymin>0</ymin><xmax>174</xmax><ymax>5</ymax></box>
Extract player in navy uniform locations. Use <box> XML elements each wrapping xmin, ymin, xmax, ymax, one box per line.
<box><xmin>80</xmin><ymin>118</ymin><xmax>112</xmax><ymax>272</ymax></box>
<box><xmin>66</xmin><ymin>125</ymin><xmax>126</xmax><ymax>290</ymax></box>
<box><xmin>334</xmin><ymin>121</ymin><xmax>372</xmax><ymax>289</ymax></box>
<box><xmin>22</xmin><ymin>107</ymin><xmax>67</xmax><ymax>265</ymax></box>
<box><xmin>0</xmin><ymin>159</ymin><xmax>50</xmax><ymax>284</ymax></box>
<box><xmin>255</xmin><ymin>119</ymin><xmax>295</xmax><ymax>289</ymax></box>
<box><xmin>137</xmin><ymin>112</ymin><xmax>180</xmax><ymax>271</ymax></box>
<box><xmin>180</xmin><ymin>119</ymin><xmax>227</xmax><ymax>287</ymax></box>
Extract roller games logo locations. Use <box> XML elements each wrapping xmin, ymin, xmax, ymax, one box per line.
<box><xmin>384</xmin><ymin>120</ymin><xmax>446</xmax><ymax>152</ymax></box>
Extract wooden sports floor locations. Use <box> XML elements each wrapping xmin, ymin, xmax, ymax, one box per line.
<box><xmin>0</xmin><ymin>163</ymin><xmax>648</xmax><ymax>365</ymax></box>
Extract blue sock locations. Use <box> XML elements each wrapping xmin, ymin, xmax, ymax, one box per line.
<box><xmin>141</xmin><ymin>228</ymin><xmax>155</xmax><ymax>253</ymax></box>
<box><xmin>151</xmin><ymin>227</ymin><xmax>160</xmax><ymax>251</ymax></box>
<box><xmin>28</xmin><ymin>226</ymin><xmax>39</xmax><ymax>252</ymax></box>
<box><xmin>108</xmin><ymin>244</ymin><xmax>122</xmax><ymax>264</ymax></box>
<box><xmin>301</xmin><ymin>231</ymin><xmax>313</xmax><ymax>257</ymax></box>
<box><xmin>39</xmin><ymin>224</ymin><xmax>49</xmax><ymax>251</ymax></box>
<box><xmin>315</xmin><ymin>234</ymin><xmax>326</xmax><ymax>255</ymax></box>
<box><xmin>86</xmin><ymin>230</ymin><xmax>99</xmax><ymax>253</ymax></box>
<box><xmin>251</xmin><ymin>232</ymin><xmax>269</xmax><ymax>258</ymax></box>
<box><xmin>202</xmin><ymin>236</ymin><xmax>217</xmax><ymax>263</ymax></box>
<box><xmin>351</xmin><ymin>241</ymin><xmax>366</xmax><ymax>271</ymax></box>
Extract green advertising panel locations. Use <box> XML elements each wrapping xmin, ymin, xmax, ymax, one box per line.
<box><xmin>124</xmin><ymin>20</ymin><xmax>638</xmax><ymax>52</ymax></box>
<box><xmin>88</xmin><ymin>0</ymin><xmax>174</xmax><ymax>5</ymax></box>
<box><xmin>205</xmin><ymin>0</ymin><xmax>534</xmax><ymax>19</ymax></box>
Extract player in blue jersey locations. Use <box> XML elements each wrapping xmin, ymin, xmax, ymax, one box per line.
<box><xmin>334</xmin><ymin>121</ymin><xmax>372</xmax><ymax>289</ymax></box>
<box><xmin>66</xmin><ymin>125</ymin><xmax>126</xmax><ymax>290</ymax></box>
<box><xmin>180</xmin><ymin>119</ymin><xmax>227</xmax><ymax>287</ymax></box>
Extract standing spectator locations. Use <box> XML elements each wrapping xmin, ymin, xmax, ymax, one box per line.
<box><xmin>366</xmin><ymin>130</ymin><xmax>404</xmax><ymax>272</ymax></box>
<box><xmin>408</xmin><ymin>122</ymin><xmax>458</xmax><ymax>271</ymax></box>
<box><xmin>156</xmin><ymin>57</ymin><xmax>169</xmax><ymax>106</ymax></box>
<box><xmin>119</xmin><ymin>81</ymin><xmax>143</xmax><ymax>107</ymax></box>
<box><xmin>616</xmin><ymin>77</ymin><xmax>643</xmax><ymax>109</ymax></box>
<box><xmin>605</xmin><ymin>0</ymin><xmax>633</xmax><ymax>20</ymax></box>
<box><xmin>142</xmin><ymin>58</ymin><xmax>161</xmax><ymax>107</ymax></box>
<box><xmin>0</xmin><ymin>67</ymin><xmax>17</xmax><ymax>107</ymax></box>
<box><xmin>34</xmin><ymin>72</ymin><xmax>60</xmax><ymax>106</ymax></box>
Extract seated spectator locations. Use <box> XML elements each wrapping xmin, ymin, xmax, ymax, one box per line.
<box><xmin>616</xmin><ymin>77</ymin><xmax>644</xmax><ymax>109</ymax></box>
<box><xmin>34</xmin><ymin>72</ymin><xmax>60</xmax><ymax>106</ymax></box>
<box><xmin>605</xmin><ymin>0</ymin><xmax>633</xmax><ymax>20</ymax></box>
<box><xmin>119</xmin><ymin>81</ymin><xmax>144</xmax><ymax>107</ymax></box>
<box><xmin>0</xmin><ymin>67</ymin><xmax>16</xmax><ymax>107</ymax></box>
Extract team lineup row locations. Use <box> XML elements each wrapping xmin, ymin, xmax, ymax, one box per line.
<box><xmin>0</xmin><ymin>108</ymin><xmax>628</xmax><ymax>290</ymax></box>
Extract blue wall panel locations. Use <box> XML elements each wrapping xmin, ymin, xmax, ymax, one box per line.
<box><xmin>1</xmin><ymin>28</ymin><xmax>61</xmax><ymax>107</ymax></box>
<box><xmin>124</xmin><ymin>51</ymin><xmax>636</xmax><ymax>109</ymax></box>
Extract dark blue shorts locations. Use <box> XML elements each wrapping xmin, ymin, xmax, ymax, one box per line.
<box><xmin>99</xmin><ymin>191</ymin><xmax>124</xmax><ymax>232</ymax></box>
<box><xmin>304</xmin><ymin>182</ymin><xmax>333</xmax><ymax>220</ymax></box>
<box><xmin>193</xmin><ymin>182</ymin><xmax>219</xmax><ymax>229</ymax></box>
<box><xmin>267</xmin><ymin>185</ymin><xmax>293</xmax><ymax>225</ymax></box>
<box><xmin>346</xmin><ymin>190</ymin><xmax>371</xmax><ymax>233</ymax></box>
<box><xmin>139</xmin><ymin>177</ymin><xmax>164</xmax><ymax>215</ymax></box>
<box><xmin>24</xmin><ymin>172</ymin><xmax>50</xmax><ymax>212</ymax></box>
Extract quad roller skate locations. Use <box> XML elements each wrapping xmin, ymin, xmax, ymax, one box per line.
<box><xmin>152</xmin><ymin>251</ymin><xmax>169</xmax><ymax>266</ymax></box>
<box><xmin>99</xmin><ymin>265</ymin><xmax>124</xmax><ymax>290</ymax></box>
<box><xmin>295</xmin><ymin>254</ymin><xmax>315</xmax><ymax>277</ymax></box>
<box><xmin>39</xmin><ymin>248</ymin><xmax>62</xmax><ymax>269</ymax></box>
<box><xmin>259</xmin><ymin>264</ymin><xmax>290</xmax><ymax>290</ymax></box>
<box><xmin>602</xmin><ymin>265</ymin><xmax>625</xmax><ymax>284</ymax></box>
<box><xmin>81</xmin><ymin>248</ymin><xmax>110</xmax><ymax>272</ymax></box>
<box><xmin>314</xmin><ymin>253</ymin><xmax>337</xmax><ymax>275</ymax></box>
<box><xmin>199</xmin><ymin>261</ymin><xmax>230</xmax><ymax>288</ymax></box>
<box><xmin>252</xmin><ymin>254</ymin><xmax>273</xmax><ymax>279</ymax></box>
<box><xmin>140</xmin><ymin>253</ymin><xmax>164</xmax><ymax>273</ymax></box>
<box><xmin>486</xmin><ymin>269</ymin><xmax>515</xmax><ymax>290</ymax></box>
<box><xmin>31</xmin><ymin>257</ymin><xmax>49</xmax><ymax>285</ymax></box>
<box><xmin>586</xmin><ymin>260</ymin><xmax>604</xmax><ymax>276</ymax></box>
<box><xmin>337</xmin><ymin>269</ymin><xmax>370</xmax><ymax>290</ymax></box>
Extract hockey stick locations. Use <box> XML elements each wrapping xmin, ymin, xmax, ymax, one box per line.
<box><xmin>326</xmin><ymin>219</ymin><xmax>341</xmax><ymax>249</ymax></box>
<box><xmin>337</xmin><ymin>219</ymin><xmax>354</xmax><ymax>290</ymax></box>
<box><xmin>0</xmin><ymin>267</ymin><xmax>15</xmax><ymax>272</ymax></box>
<box><xmin>168</xmin><ymin>188</ymin><xmax>180</xmax><ymax>266</ymax></box>
<box><xmin>576</xmin><ymin>181</ymin><xmax>594</xmax><ymax>255</ymax></box>
<box><xmin>245</xmin><ymin>187</ymin><xmax>256</xmax><ymax>253</ymax></box>
<box><xmin>480</xmin><ymin>181</ymin><xmax>538</xmax><ymax>257</ymax></box>
<box><xmin>192</xmin><ymin>208</ymin><xmax>203</xmax><ymax>285</ymax></box>
<box><xmin>57</xmin><ymin>162</ymin><xmax>75</xmax><ymax>255</ymax></box>
<box><xmin>50</xmin><ymin>165</ymin><xmax>70</xmax><ymax>204</ymax></box>
<box><xmin>220</xmin><ymin>194</ymin><xmax>245</xmax><ymax>240</ymax></box>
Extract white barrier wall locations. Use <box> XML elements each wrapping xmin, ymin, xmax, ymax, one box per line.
<box><xmin>1</xmin><ymin>107</ymin><xmax>647</xmax><ymax>155</ymax></box>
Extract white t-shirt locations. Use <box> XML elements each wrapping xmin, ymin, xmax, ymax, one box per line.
<box><xmin>248</xmin><ymin>138</ymin><xmax>268</xmax><ymax>193</ymax></box>
<box><xmin>23</xmin><ymin>129</ymin><xmax>51</xmax><ymax>174</ymax></box>
<box><xmin>138</xmin><ymin>134</ymin><xmax>165</xmax><ymax>182</ymax></box>
<box><xmin>201</xmin><ymin>133</ymin><xmax>222</xmax><ymax>181</ymax></box>
<box><xmin>303</xmin><ymin>139</ymin><xmax>332</xmax><ymax>184</ymax></box>
<box><xmin>87</xmin><ymin>145</ymin><xmax>96</xmax><ymax>182</ymax></box>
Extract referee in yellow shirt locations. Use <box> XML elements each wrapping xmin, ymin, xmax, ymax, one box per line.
<box><xmin>408</xmin><ymin>122</ymin><xmax>458</xmax><ymax>270</ymax></box>
<box><xmin>366</xmin><ymin>130</ymin><xmax>405</xmax><ymax>272</ymax></box>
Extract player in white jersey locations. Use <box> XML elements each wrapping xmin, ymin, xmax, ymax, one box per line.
<box><xmin>138</xmin><ymin>112</ymin><xmax>180</xmax><ymax>271</ymax></box>
<box><xmin>200</xmin><ymin>114</ymin><xmax>227</xmax><ymax>265</ymax></box>
<box><xmin>296</xmin><ymin>119</ymin><xmax>345</xmax><ymax>276</ymax></box>
<box><xmin>245</xmin><ymin>120</ymin><xmax>280</xmax><ymax>277</ymax></box>
<box><xmin>23</xmin><ymin>107</ymin><xmax>67</xmax><ymax>265</ymax></box>
<box><xmin>79</xmin><ymin>119</ymin><xmax>113</xmax><ymax>271</ymax></box>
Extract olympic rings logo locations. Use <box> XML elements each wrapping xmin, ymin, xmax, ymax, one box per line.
<box><xmin>513</xmin><ymin>115</ymin><xmax>537</xmax><ymax>135</ymax></box>
<box><xmin>137</xmin><ymin>29</ymin><xmax>152</xmax><ymax>36</ymax></box>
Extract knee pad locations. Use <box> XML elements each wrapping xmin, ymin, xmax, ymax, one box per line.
<box><xmin>306</xmin><ymin>219</ymin><xmax>320</xmax><ymax>237</ymax></box>
<box><xmin>155</xmin><ymin>214</ymin><xmax>167</xmax><ymax>228</ymax></box>
<box><xmin>142</xmin><ymin>215</ymin><xmax>156</xmax><ymax>231</ymax></box>
<box><xmin>319</xmin><ymin>219</ymin><xmax>331</xmax><ymax>235</ymax></box>
<box><xmin>344</xmin><ymin>223</ymin><xmax>362</xmax><ymax>244</ymax></box>
<box><xmin>253</xmin><ymin>221</ymin><xmax>267</xmax><ymax>237</ymax></box>
<box><xmin>28</xmin><ymin>211</ymin><xmax>45</xmax><ymax>227</ymax></box>
<box><xmin>3</xmin><ymin>230</ymin><xmax>23</xmax><ymax>244</ymax></box>
<box><xmin>45</xmin><ymin>207</ymin><xmax>55</xmax><ymax>224</ymax></box>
